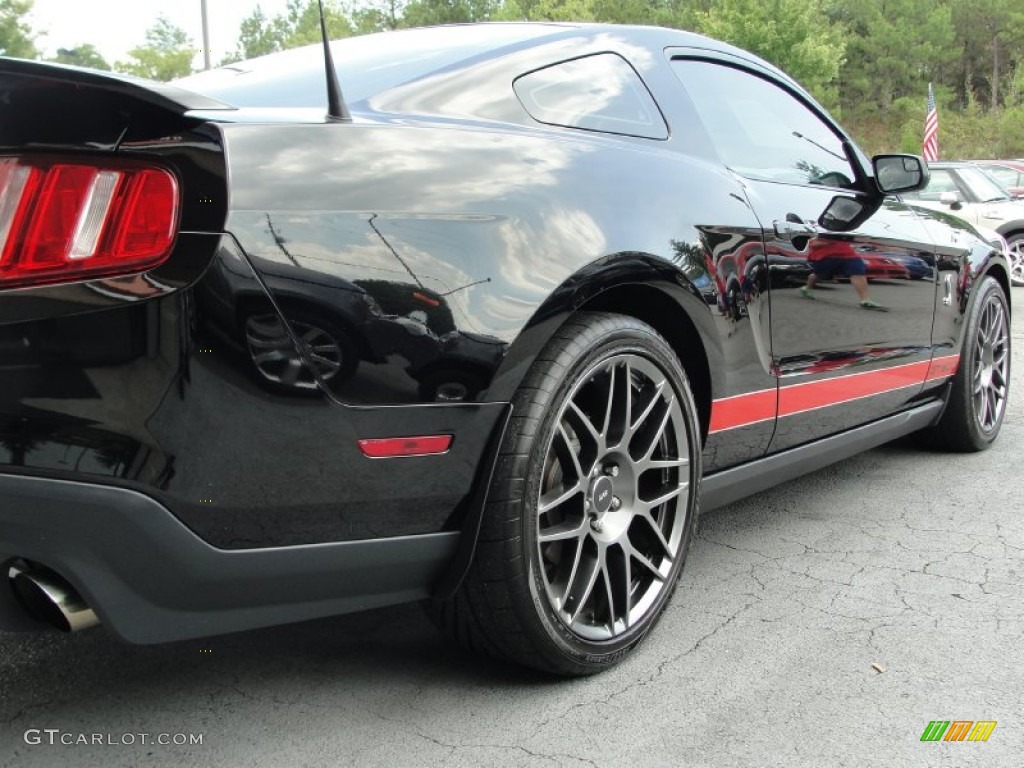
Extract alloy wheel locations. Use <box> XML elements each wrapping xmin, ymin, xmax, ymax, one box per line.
<box><xmin>972</xmin><ymin>295</ymin><xmax>1009</xmax><ymax>432</ymax></box>
<box><xmin>536</xmin><ymin>353</ymin><xmax>691</xmax><ymax>642</ymax></box>
<box><xmin>1008</xmin><ymin>238</ymin><xmax>1024</xmax><ymax>286</ymax></box>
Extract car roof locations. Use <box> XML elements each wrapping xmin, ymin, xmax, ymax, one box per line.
<box><xmin>972</xmin><ymin>159</ymin><xmax>1024</xmax><ymax>170</ymax></box>
<box><xmin>176</xmin><ymin>22</ymin><xmax>788</xmax><ymax>116</ymax></box>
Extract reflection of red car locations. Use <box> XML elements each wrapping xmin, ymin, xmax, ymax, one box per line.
<box><xmin>846</xmin><ymin>244</ymin><xmax>912</xmax><ymax>280</ymax></box>
<box><xmin>711</xmin><ymin>240</ymin><xmax>813</xmax><ymax>318</ymax></box>
<box><xmin>858</xmin><ymin>252</ymin><xmax>910</xmax><ymax>280</ymax></box>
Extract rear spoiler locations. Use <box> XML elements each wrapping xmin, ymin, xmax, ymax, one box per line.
<box><xmin>0</xmin><ymin>58</ymin><xmax>232</xmax><ymax>113</ymax></box>
<box><xmin>0</xmin><ymin>58</ymin><xmax>233</xmax><ymax>149</ymax></box>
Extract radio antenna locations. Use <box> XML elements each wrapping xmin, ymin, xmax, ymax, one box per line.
<box><xmin>317</xmin><ymin>0</ymin><xmax>350</xmax><ymax>121</ymax></box>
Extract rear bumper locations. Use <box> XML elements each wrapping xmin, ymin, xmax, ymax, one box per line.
<box><xmin>0</xmin><ymin>472</ymin><xmax>457</xmax><ymax>642</ymax></box>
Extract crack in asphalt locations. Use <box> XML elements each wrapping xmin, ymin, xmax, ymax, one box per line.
<box><xmin>536</xmin><ymin>596</ymin><xmax>761</xmax><ymax>732</ymax></box>
<box><xmin>369</xmin><ymin>709</ymin><xmax>602</xmax><ymax>768</ymax></box>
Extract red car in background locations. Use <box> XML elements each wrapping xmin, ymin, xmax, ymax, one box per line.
<box><xmin>858</xmin><ymin>250</ymin><xmax>911</xmax><ymax>280</ymax></box>
<box><xmin>973</xmin><ymin>160</ymin><xmax>1024</xmax><ymax>198</ymax></box>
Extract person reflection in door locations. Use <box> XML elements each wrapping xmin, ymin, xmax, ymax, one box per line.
<box><xmin>800</xmin><ymin>238</ymin><xmax>886</xmax><ymax>310</ymax></box>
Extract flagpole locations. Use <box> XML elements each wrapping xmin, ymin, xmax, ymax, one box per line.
<box><xmin>201</xmin><ymin>0</ymin><xmax>211</xmax><ymax>70</ymax></box>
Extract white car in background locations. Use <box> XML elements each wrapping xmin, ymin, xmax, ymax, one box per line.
<box><xmin>902</xmin><ymin>161</ymin><xmax>1024</xmax><ymax>286</ymax></box>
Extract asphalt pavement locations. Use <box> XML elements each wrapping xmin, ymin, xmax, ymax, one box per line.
<box><xmin>1</xmin><ymin>288</ymin><xmax>1021</xmax><ymax>768</ymax></box>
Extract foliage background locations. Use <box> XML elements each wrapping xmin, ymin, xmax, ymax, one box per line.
<box><xmin>2</xmin><ymin>0</ymin><xmax>1022</xmax><ymax>157</ymax></box>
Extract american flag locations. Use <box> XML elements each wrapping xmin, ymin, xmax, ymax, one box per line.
<box><xmin>923</xmin><ymin>83</ymin><xmax>939</xmax><ymax>161</ymax></box>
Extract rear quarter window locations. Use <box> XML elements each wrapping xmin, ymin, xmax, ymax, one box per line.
<box><xmin>513</xmin><ymin>53</ymin><xmax>667</xmax><ymax>140</ymax></box>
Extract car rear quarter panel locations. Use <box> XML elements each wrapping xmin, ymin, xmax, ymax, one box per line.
<box><xmin>220</xmin><ymin>119</ymin><xmax>777</xmax><ymax>469</ymax></box>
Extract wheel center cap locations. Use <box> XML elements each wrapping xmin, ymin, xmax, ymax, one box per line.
<box><xmin>589</xmin><ymin>475</ymin><xmax>615</xmax><ymax>516</ymax></box>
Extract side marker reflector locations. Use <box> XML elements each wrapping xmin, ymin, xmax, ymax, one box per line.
<box><xmin>358</xmin><ymin>435</ymin><xmax>452</xmax><ymax>458</ymax></box>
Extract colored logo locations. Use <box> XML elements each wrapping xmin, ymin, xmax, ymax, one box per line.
<box><xmin>920</xmin><ymin>721</ymin><xmax>997</xmax><ymax>742</ymax></box>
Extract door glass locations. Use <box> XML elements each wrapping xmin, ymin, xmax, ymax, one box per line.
<box><xmin>901</xmin><ymin>168</ymin><xmax>961</xmax><ymax>201</ymax></box>
<box><xmin>670</xmin><ymin>60</ymin><xmax>855</xmax><ymax>188</ymax></box>
<box><xmin>987</xmin><ymin>167</ymin><xmax>1016</xmax><ymax>188</ymax></box>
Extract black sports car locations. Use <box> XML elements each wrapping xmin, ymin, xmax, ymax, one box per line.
<box><xmin>0</xmin><ymin>23</ymin><xmax>1012</xmax><ymax>676</ymax></box>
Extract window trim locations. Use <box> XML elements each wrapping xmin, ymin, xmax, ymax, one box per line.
<box><xmin>513</xmin><ymin>51</ymin><xmax>669</xmax><ymax>141</ymax></box>
<box><xmin>665</xmin><ymin>51</ymin><xmax>869</xmax><ymax>192</ymax></box>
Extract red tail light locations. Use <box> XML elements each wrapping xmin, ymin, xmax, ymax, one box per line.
<box><xmin>0</xmin><ymin>156</ymin><xmax>179</xmax><ymax>289</ymax></box>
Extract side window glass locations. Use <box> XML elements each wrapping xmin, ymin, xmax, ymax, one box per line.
<box><xmin>988</xmin><ymin>167</ymin><xmax>1016</xmax><ymax>188</ymax></box>
<box><xmin>514</xmin><ymin>54</ymin><xmax>667</xmax><ymax>140</ymax></box>
<box><xmin>670</xmin><ymin>59</ymin><xmax>855</xmax><ymax>187</ymax></box>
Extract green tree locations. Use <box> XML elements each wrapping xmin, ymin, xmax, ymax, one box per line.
<box><xmin>694</xmin><ymin>0</ymin><xmax>846</xmax><ymax>105</ymax></box>
<box><xmin>492</xmin><ymin>0</ymin><xmax>595</xmax><ymax>21</ymax></box>
<box><xmin>52</xmin><ymin>44</ymin><xmax>110</xmax><ymax>70</ymax></box>
<box><xmin>231</xmin><ymin>5</ymin><xmax>280</xmax><ymax>60</ymax></box>
<box><xmin>115</xmin><ymin>16</ymin><xmax>194</xmax><ymax>81</ymax></box>
<box><xmin>829</xmin><ymin>0</ymin><xmax>954</xmax><ymax>120</ymax></box>
<box><xmin>952</xmin><ymin>0</ymin><xmax>1024</xmax><ymax>109</ymax></box>
<box><xmin>277</xmin><ymin>0</ymin><xmax>353</xmax><ymax>47</ymax></box>
<box><xmin>592</xmin><ymin>0</ymin><xmax>684</xmax><ymax>26</ymax></box>
<box><xmin>401</xmin><ymin>0</ymin><xmax>495</xmax><ymax>26</ymax></box>
<box><xmin>230</xmin><ymin>0</ymin><xmax>352</xmax><ymax>61</ymax></box>
<box><xmin>0</xmin><ymin>0</ymin><xmax>39</xmax><ymax>58</ymax></box>
<box><xmin>352</xmin><ymin>0</ymin><xmax>407</xmax><ymax>33</ymax></box>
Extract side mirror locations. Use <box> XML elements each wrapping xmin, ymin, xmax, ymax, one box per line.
<box><xmin>873</xmin><ymin>154</ymin><xmax>929</xmax><ymax>194</ymax></box>
<box><xmin>818</xmin><ymin>195</ymin><xmax>881</xmax><ymax>232</ymax></box>
<box><xmin>939</xmin><ymin>191</ymin><xmax>962</xmax><ymax>209</ymax></box>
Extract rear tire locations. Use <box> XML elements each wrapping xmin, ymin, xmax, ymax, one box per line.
<box><xmin>924</xmin><ymin>276</ymin><xmax>1010</xmax><ymax>451</ymax></box>
<box><xmin>431</xmin><ymin>312</ymin><xmax>702</xmax><ymax>676</ymax></box>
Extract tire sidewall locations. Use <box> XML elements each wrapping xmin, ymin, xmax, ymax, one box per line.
<box><xmin>955</xmin><ymin>277</ymin><xmax>1010</xmax><ymax>447</ymax></box>
<box><xmin>514</xmin><ymin>319</ymin><xmax>701</xmax><ymax>668</ymax></box>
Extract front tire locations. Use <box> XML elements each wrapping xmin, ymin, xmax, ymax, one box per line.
<box><xmin>1008</xmin><ymin>235</ymin><xmax>1024</xmax><ymax>287</ymax></box>
<box><xmin>433</xmin><ymin>312</ymin><xmax>702</xmax><ymax>676</ymax></box>
<box><xmin>925</xmin><ymin>276</ymin><xmax>1010</xmax><ymax>451</ymax></box>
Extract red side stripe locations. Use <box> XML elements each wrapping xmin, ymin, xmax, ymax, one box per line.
<box><xmin>925</xmin><ymin>354</ymin><xmax>959</xmax><ymax>381</ymax></box>
<box><xmin>708</xmin><ymin>389</ymin><xmax>776</xmax><ymax>432</ymax></box>
<box><xmin>709</xmin><ymin>354</ymin><xmax>960</xmax><ymax>433</ymax></box>
<box><xmin>778</xmin><ymin>360</ymin><xmax>931</xmax><ymax>418</ymax></box>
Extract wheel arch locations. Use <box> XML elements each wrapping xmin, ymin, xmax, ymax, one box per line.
<box><xmin>985</xmin><ymin>263</ymin><xmax>1012</xmax><ymax>311</ymax></box>
<box><xmin>994</xmin><ymin>223</ymin><xmax>1024</xmax><ymax>241</ymax></box>
<box><xmin>486</xmin><ymin>255</ymin><xmax>720</xmax><ymax>443</ymax></box>
<box><xmin>995</xmin><ymin>227</ymin><xmax>1023</xmax><ymax>291</ymax></box>
<box><xmin>578</xmin><ymin>283</ymin><xmax>714</xmax><ymax>441</ymax></box>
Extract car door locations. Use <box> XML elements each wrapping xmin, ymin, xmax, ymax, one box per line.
<box><xmin>669</xmin><ymin>56</ymin><xmax>938</xmax><ymax>451</ymax></box>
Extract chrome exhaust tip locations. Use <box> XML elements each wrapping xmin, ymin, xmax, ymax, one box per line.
<box><xmin>9</xmin><ymin>566</ymin><xmax>99</xmax><ymax>632</ymax></box>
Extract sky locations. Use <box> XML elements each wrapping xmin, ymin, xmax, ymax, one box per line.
<box><xmin>28</xmin><ymin>0</ymin><xmax>293</xmax><ymax>68</ymax></box>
